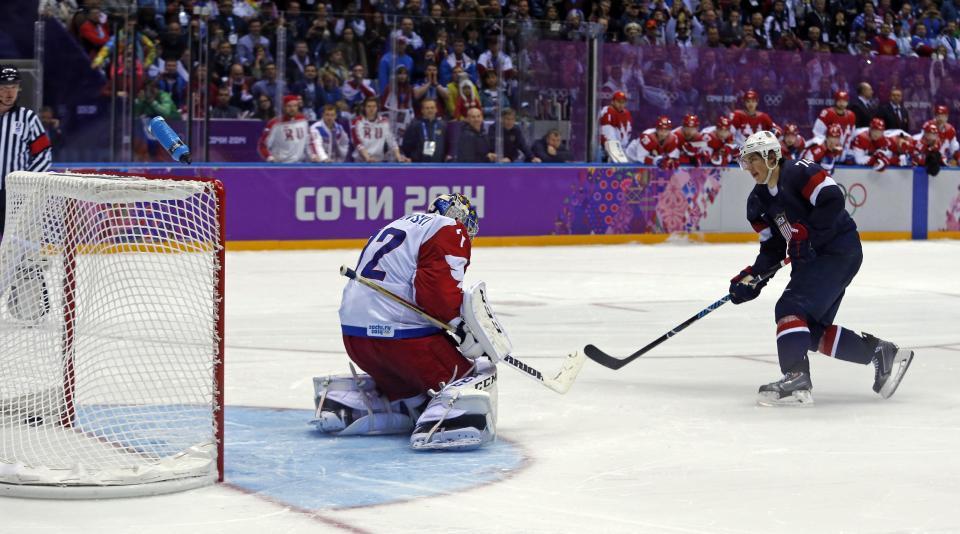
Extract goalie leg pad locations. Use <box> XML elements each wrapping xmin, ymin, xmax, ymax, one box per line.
<box><xmin>311</xmin><ymin>373</ymin><xmax>426</xmax><ymax>436</ymax></box>
<box><xmin>410</xmin><ymin>359</ymin><xmax>498</xmax><ymax>451</ymax></box>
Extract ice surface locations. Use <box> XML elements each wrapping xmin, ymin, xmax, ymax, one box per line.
<box><xmin>2</xmin><ymin>240</ymin><xmax>958</xmax><ymax>533</ymax></box>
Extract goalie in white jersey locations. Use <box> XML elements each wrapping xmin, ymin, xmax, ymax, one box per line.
<box><xmin>257</xmin><ymin>95</ymin><xmax>322</xmax><ymax>163</ymax></box>
<box><xmin>314</xmin><ymin>193</ymin><xmax>500</xmax><ymax>450</ymax></box>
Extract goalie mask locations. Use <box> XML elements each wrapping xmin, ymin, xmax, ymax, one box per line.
<box><xmin>429</xmin><ymin>193</ymin><xmax>479</xmax><ymax>239</ymax></box>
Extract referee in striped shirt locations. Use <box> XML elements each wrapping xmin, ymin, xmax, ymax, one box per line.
<box><xmin>1</xmin><ymin>65</ymin><xmax>52</xmax><ymax>235</ymax></box>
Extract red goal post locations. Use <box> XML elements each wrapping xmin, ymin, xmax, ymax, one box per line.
<box><xmin>0</xmin><ymin>170</ymin><xmax>225</xmax><ymax>499</ymax></box>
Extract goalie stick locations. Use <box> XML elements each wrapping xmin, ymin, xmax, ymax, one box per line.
<box><xmin>584</xmin><ymin>259</ymin><xmax>790</xmax><ymax>370</ymax></box>
<box><xmin>340</xmin><ymin>265</ymin><xmax>585</xmax><ymax>394</ymax></box>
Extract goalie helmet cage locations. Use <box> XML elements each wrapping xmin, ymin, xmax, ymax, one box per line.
<box><xmin>0</xmin><ymin>171</ymin><xmax>225</xmax><ymax>499</ymax></box>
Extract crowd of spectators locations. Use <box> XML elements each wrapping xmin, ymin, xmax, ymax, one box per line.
<box><xmin>37</xmin><ymin>0</ymin><xmax>960</xmax><ymax>163</ymax></box>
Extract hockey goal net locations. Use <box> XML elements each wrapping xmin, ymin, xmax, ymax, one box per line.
<box><xmin>0</xmin><ymin>171</ymin><xmax>225</xmax><ymax>498</ymax></box>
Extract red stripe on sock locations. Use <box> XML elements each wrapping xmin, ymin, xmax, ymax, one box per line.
<box><xmin>776</xmin><ymin>317</ymin><xmax>808</xmax><ymax>335</ymax></box>
<box><xmin>818</xmin><ymin>325</ymin><xmax>839</xmax><ymax>356</ymax></box>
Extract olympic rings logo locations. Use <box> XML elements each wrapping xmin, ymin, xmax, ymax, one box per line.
<box><xmin>837</xmin><ymin>182</ymin><xmax>867</xmax><ymax>216</ymax></box>
<box><xmin>764</xmin><ymin>94</ymin><xmax>783</xmax><ymax>106</ymax></box>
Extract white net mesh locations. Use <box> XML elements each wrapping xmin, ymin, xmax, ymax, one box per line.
<box><xmin>0</xmin><ymin>171</ymin><xmax>223</xmax><ymax>496</ymax></box>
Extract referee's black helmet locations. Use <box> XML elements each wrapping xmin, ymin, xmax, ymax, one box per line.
<box><xmin>0</xmin><ymin>66</ymin><xmax>21</xmax><ymax>85</ymax></box>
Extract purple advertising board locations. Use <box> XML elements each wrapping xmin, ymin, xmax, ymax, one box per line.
<box><xmin>60</xmin><ymin>165</ymin><xmax>729</xmax><ymax>242</ymax></box>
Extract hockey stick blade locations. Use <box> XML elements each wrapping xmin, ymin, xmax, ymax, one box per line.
<box><xmin>503</xmin><ymin>351</ymin><xmax>586</xmax><ymax>394</ymax></box>
<box><xmin>584</xmin><ymin>259</ymin><xmax>789</xmax><ymax>370</ymax></box>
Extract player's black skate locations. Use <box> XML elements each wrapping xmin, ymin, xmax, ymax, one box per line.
<box><xmin>757</xmin><ymin>371</ymin><xmax>813</xmax><ymax>406</ymax></box>
<box><xmin>864</xmin><ymin>333</ymin><xmax>914</xmax><ymax>399</ymax></box>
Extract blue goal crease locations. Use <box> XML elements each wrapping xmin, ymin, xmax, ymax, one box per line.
<box><xmin>223</xmin><ymin>406</ymin><xmax>525</xmax><ymax>511</ymax></box>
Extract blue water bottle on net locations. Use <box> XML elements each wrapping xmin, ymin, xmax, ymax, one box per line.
<box><xmin>148</xmin><ymin>116</ymin><xmax>192</xmax><ymax>164</ymax></box>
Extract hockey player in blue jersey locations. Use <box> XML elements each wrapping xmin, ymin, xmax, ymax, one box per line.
<box><xmin>730</xmin><ymin>130</ymin><xmax>914</xmax><ymax>406</ymax></box>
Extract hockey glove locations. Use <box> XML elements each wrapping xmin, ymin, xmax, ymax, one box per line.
<box><xmin>788</xmin><ymin>223</ymin><xmax>816</xmax><ymax>264</ymax></box>
<box><xmin>729</xmin><ymin>266</ymin><xmax>766</xmax><ymax>304</ymax></box>
<box><xmin>453</xmin><ymin>320</ymin><xmax>485</xmax><ymax>360</ymax></box>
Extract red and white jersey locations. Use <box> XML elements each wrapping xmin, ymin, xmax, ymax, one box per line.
<box><xmin>672</xmin><ymin>127</ymin><xmax>707</xmax><ymax>165</ymax></box>
<box><xmin>351</xmin><ymin>114</ymin><xmax>398</xmax><ymax>161</ymax></box>
<box><xmin>911</xmin><ymin>133</ymin><xmax>945</xmax><ymax>166</ymax></box>
<box><xmin>730</xmin><ymin>109</ymin><xmax>775</xmax><ymax>145</ymax></box>
<box><xmin>310</xmin><ymin>119</ymin><xmax>351</xmax><ymax>162</ymax></box>
<box><xmin>850</xmin><ymin>128</ymin><xmax>893</xmax><ymax>166</ymax></box>
<box><xmin>812</xmin><ymin>108</ymin><xmax>857</xmax><ymax>151</ymax></box>
<box><xmin>802</xmin><ymin>137</ymin><xmax>845</xmax><ymax>172</ymax></box>
<box><xmin>257</xmin><ymin>114</ymin><xmax>314</xmax><ymax>162</ymax></box>
<box><xmin>883</xmin><ymin>130</ymin><xmax>918</xmax><ymax>166</ymax></box>
<box><xmin>781</xmin><ymin>135</ymin><xmax>806</xmax><ymax>160</ymax></box>
<box><xmin>701</xmin><ymin>126</ymin><xmax>737</xmax><ymax>166</ymax></box>
<box><xmin>626</xmin><ymin>128</ymin><xmax>680</xmax><ymax>166</ymax></box>
<box><xmin>339</xmin><ymin>212</ymin><xmax>471</xmax><ymax>338</ymax></box>
<box><xmin>923</xmin><ymin>119</ymin><xmax>959</xmax><ymax>162</ymax></box>
<box><xmin>598</xmin><ymin>105</ymin><xmax>633</xmax><ymax>147</ymax></box>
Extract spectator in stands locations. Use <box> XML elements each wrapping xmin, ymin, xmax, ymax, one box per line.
<box><xmin>306</xmin><ymin>10</ymin><xmax>337</xmax><ymax>62</ymax></box>
<box><xmin>849</xmin><ymin>82</ymin><xmax>877</xmax><ymax>128</ymax></box>
<box><xmin>211</xmin><ymin>86</ymin><xmax>244</xmax><ymax>119</ymax></box>
<box><xmin>238</xmin><ymin>19</ymin><xmax>271</xmax><ymax>67</ymax></box>
<box><xmin>479</xmin><ymin>70</ymin><xmax>509</xmax><ymax>118</ymax></box>
<box><xmin>495</xmin><ymin>108</ymin><xmax>538</xmax><ymax>162</ymax></box>
<box><xmin>382</xmin><ymin>65</ymin><xmax>416</xmax><ymax>140</ymax></box>
<box><xmin>78</xmin><ymin>7</ymin><xmax>111</xmax><ymax>59</ymax></box>
<box><xmin>414</xmin><ymin>64</ymin><xmax>449</xmax><ymax>117</ymax></box>
<box><xmin>310</xmin><ymin>104</ymin><xmax>351</xmax><ymax>162</ymax></box>
<box><xmin>339</xmin><ymin>28</ymin><xmax>368</xmax><ymax>78</ymax></box>
<box><xmin>323</xmin><ymin>48</ymin><xmax>350</xmax><ymax>85</ymax></box>
<box><xmin>402</xmin><ymin>98</ymin><xmax>449</xmax><ymax>162</ymax></box>
<box><xmin>377</xmin><ymin>40</ymin><xmax>414</xmax><ymax>95</ymax></box>
<box><xmin>319</xmin><ymin>70</ymin><xmax>345</xmax><ymax>115</ymax></box>
<box><xmin>446</xmin><ymin>66</ymin><xmax>481</xmax><ymax>120</ymax></box>
<box><xmin>939</xmin><ymin>20</ymin><xmax>960</xmax><ymax>60</ymax></box>
<box><xmin>477</xmin><ymin>36</ymin><xmax>515</xmax><ymax>82</ymax></box>
<box><xmin>457</xmin><ymin>107</ymin><xmax>496</xmax><ymax>162</ymax></box>
<box><xmin>390</xmin><ymin>17</ymin><xmax>424</xmax><ymax>52</ymax></box>
<box><xmin>211</xmin><ymin>40</ymin><xmax>236</xmax><ymax>83</ymax></box>
<box><xmin>874</xmin><ymin>23</ymin><xmax>899</xmax><ymax>55</ymax></box>
<box><xmin>135</xmin><ymin>78</ymin><xmax>178</xmax><ymax>122</ymax></box>
<box><xmin>342</xmin><ymin>63</ymin><xmax>376</xmax><ymax>110</ymax></box>
<box><xmin>225</xmin><ymin>63</ymin><xmax>255</xmax><ymax>113</ymax></box>
<box><xmin>292</xmin><ymin>64</ymin><xmax>322</xmax><ymax>121</ymax></box>
<box><xmin>254</xmin><ymin>93</ymin><xmax>276</xmax><ymax>121</ymax></box>
<box><xmin>258</xmin><ymin>95</ymin><xmax>320</xmax><ymax>163</ymax></box>
<box><xmin>440</xmin><ymin>36</ymin><xmax>478</xmax><ymax>86</ymax></box>
<box><xmin>216</xmin><ymin>0</ymin><xmax>247</xmax><ymax>44</ymax></box>
<box><xmin>157</xmin><ymin>58</ymin><xmax>187</xmax><ymax>109</ymax></box>
<box><xmin>251</xmin><ymin>63</ymin><xmax>285</xmax><ymax>104</ymax></box>
<box><xmin>334</xmin><ymin>4</ymin><xmax>366</xmax><ymax>41</ymax></box>
<box><xmin>720</xmin><ymin>7</ymin><xmax>744</xmax><ymax>47</ymax></box>
<box><xmin>911</xmin><ymin>23</ymin><xmax>938</xmax><ymax>57</ymax></box>
<box><xmin>363</xmin><ymin>11</ymin><xmax>389</xmax><ymax>74</ymax></box>
<box><xmin>285</xmin><ymin>1</ymin><xmax>310</xmax><ymax>40</ymax></box>
<box><xmin>39</xmin><ymin>106</ymin><xmax>65</xmax><ymax>155</ymax></box>
<box><xmin>158</xmin><ymin>20</ymin><xmax>187</xmax><ymax>62</ymax></box>
<box><xmin>531</xmin><ymin>129</ymin><xmax>572</xmax><ymax>162</ymax></box>
<box><xmin>286</xmin><ymin>40</ymin><xmax>313</xmax><ymax>85</ymax></box>
<box><xmin>39</xmin><ymin>0</ymin><xmax>78</xmax><ymax>27</ymax></box>
<box><xmin>878</xmin><ymin>87</ymin><xmax>911</xmax><ymax>131</ymax></box>
<box><xmin>351</xmin><ymin>96</ymin><xmax>409</xmax><ymax>163</ymax></box>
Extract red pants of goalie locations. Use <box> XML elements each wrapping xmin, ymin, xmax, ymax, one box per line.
<box><xmin>342</xmin><ymin>333</ymin><xmax>472</xmax><ymax>400</ymax></box>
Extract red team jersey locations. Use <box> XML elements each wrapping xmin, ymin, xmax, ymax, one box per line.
<box><xmin>257</xmin><ymin>114</ymin><xmax>315</xmax><ymax>162</ymax></box>
<box><xmin>701</xmin><ymin>127</ymin><xmax>737</xmax><ymax>166</ymax></box>
<box><xmin>730</xmin><ymin>109</ymin><xmax>775</xmax><ymax>144</ymax></box>
<box><xmin>351</xmin><ymin>114</ymin><xmax>399</xmax><ymax>161</ymax></box>
<box><xmin>672</xmin><ymin>127</ymin><xmax>707</xmax><ymax>165</ymax></box>
<box><xmin>923</xmin><ymin>119</ymin><xmax>959</xmax><ymax>162</ymax></box>
<box><xmin>812</xmin><ymin>108</ymin><xmax>857</xmax><ymax>151</ymax></box>
<box><xmin>851</xmin><ymin>130</ymin><xmax>893</xmax><ymax>166</ymax></box>
<box><xmin>598</xmin><ymin>105</ymin><xmax>633</xmax><ymax>146</ymax></box>
<box><xmin>630</xmin><ymin>128</ymin><xmax>680</xmax><ymax>167</ymax></box>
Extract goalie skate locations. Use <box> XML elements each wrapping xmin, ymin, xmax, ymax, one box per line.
<box><xmin>757</xmin><ymin>371</ymin><xmax>814</xmax><ymax>407</ymax></box>
<box><xmin>410</xmin><ymin>361</ymin><xmax>497</xmax><ymax>451</ymax></box>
